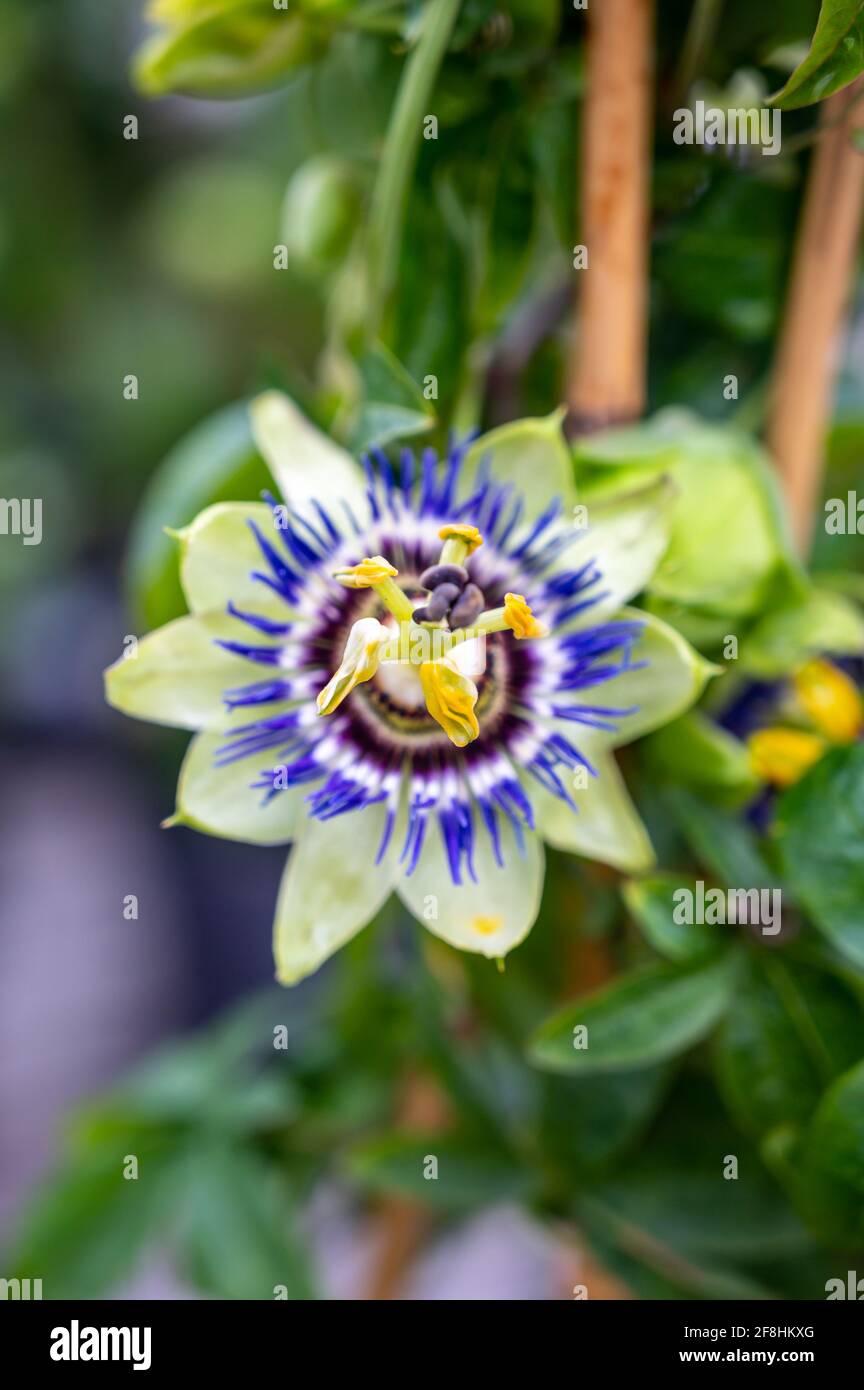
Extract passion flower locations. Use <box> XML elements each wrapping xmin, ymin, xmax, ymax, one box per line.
<box><xmin>106</xmin><ymin>393</ymin><xmax>713</xmax><ymax>983</ymax></box>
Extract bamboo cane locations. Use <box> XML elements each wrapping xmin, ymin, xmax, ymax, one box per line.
<box><xmin>766</xmin><ymin>77</ymin><xmax>864</xmax><ymax>553</ymax></box>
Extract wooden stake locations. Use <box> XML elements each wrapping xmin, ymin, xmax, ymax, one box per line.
<box><xmin>567</xmin><ymin>0</ymin><xmax>654</xmax><ymax>430</ymax></box>
<box><xmin>767</xmin><ymin>78</ymin><xmax>864</xmax><ymax>553</ymax></box>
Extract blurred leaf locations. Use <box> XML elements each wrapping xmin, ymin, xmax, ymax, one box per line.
<box><xmin>803</xmin><ymin>1058</ymin><xmax>864</xmax><ymax>1196</ymax></box>
<box><xmin>529</xmin><ymin>957</ymin><xmax>735</xmax><ymax>1075</ymax></box>
<box><xmin>739</xmin><ymin>585</ymin><xmax>864</xmax><ymax>677</ymax></box>
<box><xmin>11</xmin><ymin>1138</ymin><xmax>182</xmax><ymax>1299</ymax></box>
<box><xmin>770</xmin><ymin>1</ymin><xmax>864</xmax><ymax>109</ymax></box>
<box><xmin>178</xmin><ymin>1142</ymin><xmax>315</xmax><ymax>1298</ymax></box>
<box><xmin>622</xmin><ymin>872</ymin><xmax>725</xmax><ymax>963</ymax></box>
<box><xmin>576</xmin><ymin>411</ymin><xmax>802</xmax><ymax>619</ymax></box>
<box><xmin>346</xmin><ymin>1130</ymin><xmax>535</xmax><ymax>1208</ymax></box>
<box><xmin>126</xmin><ymin>401</ymin><xmax>270</xmax><ymax>630</ymax></box>
<box><xmin>763</xmin><ymin>1123</ymin><xmax>864</xmax><ymax>1248</ymax></box>
<box><xmin>664</xmin><ymin>787</ymin><xmax>775</xmax><ymax>888</ymax></box>
<box><xmin>776</xmin><ymin>743</ymin><xmax>864</xmax><ymax>969</ymax></box>
<box><xmin>654</xmin><ymin>179</ymin><xmax>793</xmax><ymax>341</ymax></box>
<box><xmin>135</xmin><ymin>3</ymin><xmax>331</xmax><ymax>99</ymax></box>
<box><xmin>542</xmin><ymin>1064</ymin><xmax>672</xmax><ymax>1174</ymax></box>
<box><xmin>715</xmin><ymin>955</ymin><xmax>864</xmax><ymax>1135</ymax></box>
<box><xmin>347</xmin><ymin>339</ymin><xmax>436</xmax><ymax>452</ymax></box>
<box><xmin>576</xmin><ymin>1204</ymin><xmax>777</xmax><ymax>1299</ymax></box>
<box><xmin>576</xmin><ymin>1074</ymin><xmax>810</xmax><ymax>1285</ymax></box>
<box><xmin>642</xmin><ymin>710</ymin><xmax>759</xmax><ymax>805</ymax></box>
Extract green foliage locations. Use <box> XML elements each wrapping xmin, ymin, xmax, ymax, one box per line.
<box><xmin>776</xmin><ymin>744</ymin><xmax>864</xmax><ymax>969</ymax></box>
<box><xmin>715</xmin><ymin>954</ymin><xmax>864</xmax><ymax>1135</ymax></box>
<box><xmin>622</xmin><ymin>873</ymin><xmax>724</xmax><ymax>963</ymax></box>
<box><xmin>574</xmin><ymin>412</ymin><xmax>804</xmax><ymax>627</ymax></box>
<box><xmin>770</xmin><ymin>1</ymin><xmax>864</xmax><ymax>109</ymax></box>
<box><xmin>529</xmin><ymin>957</ymin><xmax>736</xmax><ymax>1075</ymax></box>
<box><xmin>8</xmin><ymin>0</ymin><xmax>864</xmax><ymax>1305</ymax></box>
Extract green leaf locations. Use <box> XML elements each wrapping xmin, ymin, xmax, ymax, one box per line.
<box><xmin>528</xmin><ymin>957</ymin><xmax>735</xmax><ymax>1075</ymax></box>
<box><xmin>346</xmin><ymin>1130</ymin><xmax>536</xmax><ymax>1209</ymax></box>
<box><xmin>178</xmin><ymin>1142</ymin><xmax>315</xmax><ymax>1299</ymax></box>
<box><xmin>664</xmin><ymin>788</ymin><xmax>774</xmax><ymax>889</ymax></box>
<box><xmin>770</xmin><ymin>1</ymin><xmax>864</xmax><ymax>109</ymax></box>
<box><xmin>715</xmin><ymin>955</ymin><xmax>864</xmax><ymax>1135</ymax></box>
<box><xmin>739</xmin><ymin>585</ymin><xmax>864</xmax><ymax>677</ymax></box>
<box><xmin>803</xmin><ymin>1059</ymin><xmax>864</xmax><ymax>1196</ymax></box>
<box><xmin>576</xmin><ymin>412</ymin><xmax>802</xmax><ymax>619</ymax></box>
<box><xmin>642</xmin><ymin>711</ymin><xmax>760</xmax><ymax>806</ymax></box>
<box><xmin>542</xmin><ymin>1065</ymin><xmax>672</xmax><ymax>1173</ymax></box>
<box><xmin>576</xmin><ymin>1075</ymin><xmax>810</xmax><ymax>1282</ymax></box>
<box><xmin>776</xmin><ymin>743</ymin><xmax>864</xmax><ymax>969</ymax></box>
<box><xmin>135</xmin><ymin>4</ymin><xmax>330</xmax><ymax>99</ymax></box>
<box><xmin>622</xmin><ymin>872</ymin><xmax>725</xmax><ymax>963</ymax></box>
<box><xmin>346</xmin><ymin>340</ymin><xmax>435</xmax><ymax>452</ymax></box>
<box><xmin>126</xmin><ymin>402</ymin><xmax>271</xmax><ymax>630</ymax></box>
<box><xmin>11</xmin><ymin>1137</ymin><xmax>182</xmax><ymax>1299</ymax></box>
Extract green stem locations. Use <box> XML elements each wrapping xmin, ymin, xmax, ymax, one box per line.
<box><xmin>364</xmin><ymin>0</ymin><xmax>461</xmax><ymax>335</ymax></box>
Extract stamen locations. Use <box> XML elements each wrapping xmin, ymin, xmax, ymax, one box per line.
<box><xmin>438</xmin><ymin>523</ymin><xmax>483</xmax><ymax>567</ymax></box>
<box><xmin>316</xmin><ymin>617</ymin><xmax>390</xmax><ymax>716</ymax></box>
<box><xmin>332</xmin><ymin>555</ymin><xmax>414</xmax><ymax>622</ymax></box>
<box><xmin>420</xmin><ymin>657</ymin><xmax>480</xmax><ymax>747</ymax></box>
<box><xmin>473</xmin><ymin>592</ymin><xmax>549</xmax><ymax>640</ymax></box>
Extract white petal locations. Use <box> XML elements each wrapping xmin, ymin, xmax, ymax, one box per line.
<box><xmin>104</xmin><ymin>610</ymin><xmax>291</xmax><ymax>731</ymax></box>
<box><xmin>272</xmin><ymin>803</ymin><xmax>400</xmax><ymax>985</ymax></box>
<box><xmin>552</xmin><ymin>607</ymin><xmax>719</xmax><ymax>750</ymax></box>
<box><xmin>178</xmin><ymin>501</ymin><xmax>291</xmax><ymax>613</ymax></box>
<box><xmin>250</xmin><ymin>390</ymin><xmax>368</xmax><ymax>522</ymax></box>
<box><xmin>532</xmin><ymin>754</ymin><xmax>655</xmax><ymax>874</ymax></box>
<box><xmin>174</xmin><ymin>732</ymin><xmax>305</xmax><ymax>845</ymax></box>
<box><xmin>396</xmin><ymin>818</ymin><xmax>544</xmax><ymax>961</ymax></box>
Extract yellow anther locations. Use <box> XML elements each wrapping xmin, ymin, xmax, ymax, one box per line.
<box><xmin>419</xmin><ymin>656</ymin><xmax>480</xmax><ymax>748</ymax></box>
<box><xmin>793</xmin><ymin>659</ymin><xmax>863</xmax><ymax>744</ymax></box>
<box><xmin>748</xmin><ymin>726</ymin><xmax>827</xmax><ymax>788</ymax></box>
<box><xmin>316</xmin><ymin>617</ymin><xmax>389</xmax><ymax>716</ymax></box>
<box><xmin>438</xmin><ymin>523</ymin><xmax>483</xmax><ymax>552</ymax></box>
<box><xmin>332</xmin><ymin>556</ymin><xmax>398</xmax><ymax>589</ymax></box>
<box><xmin>502</xmin><ymin>592</ymin><xmax>548</xmax><ymax>640</ymax></box>
<box><xmin>332</xmin><ymin>555</ymin><xmax>414</xmax><ymax>621</ymax></box>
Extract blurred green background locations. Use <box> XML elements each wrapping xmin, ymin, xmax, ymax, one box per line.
<box><xmin>2</xmin><ymin>0</ymin><xmax>864</xmax><ymax>1301</ymax></box>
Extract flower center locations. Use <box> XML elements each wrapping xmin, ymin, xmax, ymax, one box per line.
<box><xmin>316</xmin><ymin>523</ymin><xmax>548</xmax><ymax>747</ymax></box>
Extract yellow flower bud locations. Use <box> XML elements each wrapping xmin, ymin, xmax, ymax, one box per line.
<box><xmin>420</xmin><ymin>656</ymin><xmax>480</xmax><ymax>748</ymax></box>
<box><xmin>503</xmin><ymin>592</ymin><xmax>548</xmax><ymax>640</ymax></box>
<box><xmin>316</xmin><ymin>618</ymin><xmax>389</xmax><ymax>716</ymax></box>
<box><xmin>793</xmin><ymin>658</ymin><xmax>863</xmax><ymax>744</ymax></box>
<box><xmin>748</xmin><ymin>726</ymin><xmax>827</xmax><ymax>788</ymax></box>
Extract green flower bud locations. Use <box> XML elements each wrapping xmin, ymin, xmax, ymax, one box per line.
<box><xmin>279</xmin><ymin>156</ymin><xmax>362</xmax><ymax>273</ymax></box>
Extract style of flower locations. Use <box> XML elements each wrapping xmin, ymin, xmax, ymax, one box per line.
<box><xmin>105</xmin><ymin>393</ymin><xmax>713</xmax><ymax>983</ymax></box>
